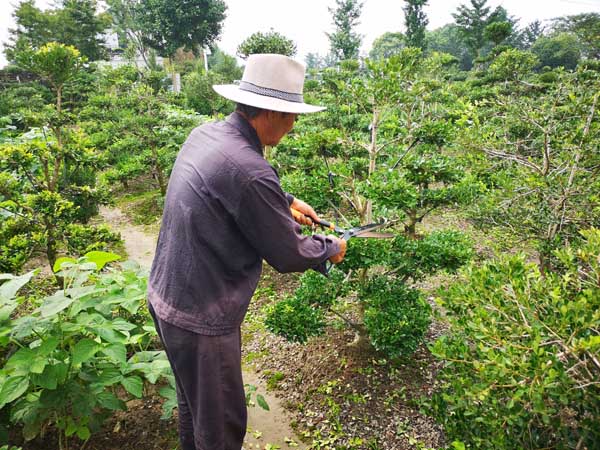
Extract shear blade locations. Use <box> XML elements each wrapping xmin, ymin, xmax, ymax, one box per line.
<box><xmin>352</xmin><ymin>231</ymin><xmax>395</xmax><ymax>239</ymax></box>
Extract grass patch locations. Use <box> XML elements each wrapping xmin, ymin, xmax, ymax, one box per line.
<box><xmin>116</xmin><ymin>189</ymin><xmax>163</xmax><ymax>225</ymax></box>
<box><xmin>264</xmin><ymin>370</ymin><xmax>285</xmax><ymax>391</ymax></box>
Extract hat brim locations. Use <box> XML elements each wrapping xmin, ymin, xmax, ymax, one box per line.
<box><xmin>212</xmin><ymin>84</ymin><xmax>326</xmax><ymax>114</ymax></box>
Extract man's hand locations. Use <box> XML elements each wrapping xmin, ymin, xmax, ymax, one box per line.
<box><xmin>329</xmin><ymin>236</ymin><xmax>347</xmax><ymax>264</ymax></box>
<box><xmin>290</xmin><ymin>198</ymin><xmax>320</xmax><ymax>226</ymax></box>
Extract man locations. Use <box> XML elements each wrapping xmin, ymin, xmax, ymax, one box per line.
<box><xmin>147</xmin><ymin>53</ymin><xmax>347</xmax><ymax>450</ymax></box>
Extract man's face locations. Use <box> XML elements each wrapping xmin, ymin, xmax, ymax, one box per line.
<box><xmin>263</xmin><ymin>111</ymin><xmax>298</xmax><ymax>146</ymax></box>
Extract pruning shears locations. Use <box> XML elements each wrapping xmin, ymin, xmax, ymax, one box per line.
<box><xmin>291</xmin><ymin>208</ymin><xmax>394</xmax><ymax>274</ymax></box>
<box><xmin>291</xmin><ymin>208</ymin><xmax>394</xmax><ymax>241</ymax></box>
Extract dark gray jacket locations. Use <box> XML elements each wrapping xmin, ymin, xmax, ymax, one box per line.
<box><xmin>148</xmin><ymin>113</ymin><xmax>340</xmax><ymax>335</ymax></box>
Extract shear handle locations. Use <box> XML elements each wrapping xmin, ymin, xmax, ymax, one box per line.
<box><xmin>290</xmin><ymin>207</ymin><xmax>338</xmax><ymax>232</ymax></box>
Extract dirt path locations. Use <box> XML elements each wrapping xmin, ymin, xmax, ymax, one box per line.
<box><xmin>99</xmin><ymin>206</ymin><xmax>306</xmax><ymax>450</ymax></box>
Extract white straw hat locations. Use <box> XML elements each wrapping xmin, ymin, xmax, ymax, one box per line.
<box><xmin>212</xmin><ymin>54</ymin><xmax>325</xmax><ymax>114</ymax></box>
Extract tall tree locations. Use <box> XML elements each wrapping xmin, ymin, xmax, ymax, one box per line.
<box><xmin>483</xmin><ymin>21</ymin><xmax>513</xmax><ymax>47</ymax></box>
<box><xmin>531</xmin><ymin>33</ymin><xmax>581</xmax><ymax>70</ymax></box>
<box><xmin>452</xmin><ymin>0</ymin><xmax>510</xmax><ymax>58</ymax></box>
<box><xmin>553</xmin><ymin>13</ymin><xmax>600</xmax><ymax>59</ymax></box>
<box><xmin>305</xmin><ymin>52</ymin><xmax>327</xmax><ymax>70</ymax></box>
<box><xmin>136</xmin><ymin>0</ymin><xmax>227</xmax><ymax>59</ymax></box>
<box><xmin>106</xmin><ymin>0</ymin><xmax>151</xmax><ymax>67</ymax></box>
<box><xmin>5</xmin><ymin>0</ymin><xmax>110</xmax><ymax>62</ymax></box>
<box><xmin>236</xmin><ymin>29</ymin><xmax>297</xmax><ymax>59</ymax></box>
<box><xmin>369</xmin><ymin>32</ymin><xmax>405</xmax><ymax>60</ymax></box>
<box><xmin>426</xmin><ymin>24</ymin><xmax>472</xmax><ymax>69</ymax></box>
<box><xmin>518</xmin><ymin>20</ymin><xmax>546</xmax><ymax>49</ymax></box>
<box><xmin>403</xmin><ymin>0</ymin><xmax>429</xmax><ymax>50</ymax></box>
<box><xmin>327</xmin><ymin>0</ymin><xmax>364</xmax><ymax>61</ymax></box>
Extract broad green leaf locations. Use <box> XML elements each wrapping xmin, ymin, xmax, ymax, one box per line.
<box><xmin>38</xmin><ymin>292</ymin><xmax>74</xmax><ymax>317</ymax></box>
<box><xmin>11</xmin><ymin>316</ymin><xmax>51</xmax><ymax>340</ymax></box>
<box><xmin>53</xmin><ymin>257</ymin><xmax>77</xmax><ymax>273</ymax></box>
<box><xmin>128</xmin><ymin>350</ymin><xmax>163</xmax><ymax>364</ymax></box>
<box><xmin>111</xmin><ymin>317</ymin><xmax>137</xmax><ymax>333</ymax></box>
<box><xmin>65</xmin><ymin>417</ymin><xmax>78</xmax><ymax>437</ymax></box>
<box><xmin>0</xmin><ymin>270</ymin><xmax>37</xmax><ymax>301</ymax></box>
<box><xmin>158</xmin><ymin>385</ymin><xmax>177</xmax><ymax>420</ymax></box>
<box><xmin>0</xmin><ymin>304</ymin><xmax>17</xmax><ymax>322</ymax></box>
<box><xmin>256</xmin><ymin>394</ymin><xmax>270</xmax><ymax>411</ymax></box>
<box><xmin>5</xmin><ymin>348</ymin><xmax>34</xmax><ymax>375</ymax></box>
<box><xmin>121</xmin><ymin>376</ymin><xmax>143</xmax><ymax>398</ymax></box>
<box><xmin>96</xmin><ymin>391</ymin><xmax>126</xmax><ymax>411</ymax></box>
<box><xmin>127</xmin><ymin>359</ymin><xmax>172</xmax><ymax>383</ymax></box>
<box><xmin>97</xmin><ymin>368</ymin><xmax>122</xmax><ymax>386</ymax></box>
<box><xmin>36</xmin><ymin>336</ymin><xmax>60</xmax><ymax>356</ymax></box>
<box><xmin>84</xmin><ymin>251</ymin><xmax>121</xmax><ymax>270</ymax></box>
<box><xmin>0</xmin><ymin>376</ymin><xmax>29</xmax><ymax>408</ymax></box>
<box><xmin>72</xmin><ymin>339</ymin><xmax>100</xmax><ymax>366</ymax></box>
<box><xmin>31</xmin><ymin>362</ymin><xmax>67</xmax><ymax>390</ymax></box>
<box><xmin>101</xmin><ymin>343</ymin><xmax>127</xmax><ymax>364</ymax></box>
<box><xmin>29</xmin><ymin>356</ymin><xmax>47</xmax><ymax>374</ymax></box>
<box><xmin>77</xmin><ymin>425</ymin><xmax>91</xmax><ymax>441</ymax></box>
<box><xmin>94</xmin><ymin>327</ymin><xmax>127</xmax><ymax>344</ymax></box>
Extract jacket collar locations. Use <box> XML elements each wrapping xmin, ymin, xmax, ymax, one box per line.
<box><xmin>226</xmin><ymin>112</ymin><xmax>263</xmax><ymax>155</ymax></box>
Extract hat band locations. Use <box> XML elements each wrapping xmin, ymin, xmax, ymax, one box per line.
<box><xmin>239</xmin><ymin>81</ymin><xmax>303</xmax><ymax>103</ymax></box>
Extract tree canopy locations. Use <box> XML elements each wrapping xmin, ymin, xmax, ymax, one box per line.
<box><xmin>553</xmin><ymin>13</ymin><xmax>600</xmax><ymax>59</ymax></box>
<box><xmin>452</xmin><ymin>0</ymin><xmax>512</xmax><ymax>58</ymax></box>
<box><xmin>136</xmin><ymin>0</ymin><xmax>227</xmax><ymax>58</ymax></box>
<box><xmin>5</xmin><ymin>0</ymin><xmax>110</xmax><ymax>62</ymax></box>
<box><xmin>236</xmin><ymin>30</ymin><xmax>297</xmax><ymax>60</ymax></box>
<box><xmin>369</xmin><ymin>32</ymin><xmax>405</xmax><ymax>60</ymax></box>
<box><xmin>327</xmin><ymin>0</ymin><xmax>364</xmax><ymax>61</ymax></box>
<box><xmin>404</xmin><ymin>0</ymin><xmax>429</xmax><ymax>50</ymax></box>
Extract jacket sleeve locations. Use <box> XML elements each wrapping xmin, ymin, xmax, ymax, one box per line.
<box><xmin>234</xmin><ymin>174</ymin><xmax>339</xmax><ymax>274</ymax></box>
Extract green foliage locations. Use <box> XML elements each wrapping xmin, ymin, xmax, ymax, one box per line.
<box><xmin>182</xmin><ymin>71</ymin><xmax>233</xmax><ymax>115</ymax></box>
<box><xmin>426</xmin><ymin>25</ymin><xmax>472</xmax><ymax>70</ymax></box>
<box><xmin>207</xmin><ymin>47</ymin><xmax>242</xmax><ymax>81</ymax></box>
<box><xmin>136</xmin><ymin>0</ymin><xmax>227</xmax><ymax>58</ymax></box>
<box><xmin>466</xmin><ymin>67</ymin><xmax>600</xmax><ymax>267</ymax></box>
<box><xmin>531</xmin><ymin>33</ymin><xmax>581</xmax><ymax>70</ymax></box>
<box><xmin>0</xmin><ymin>257</ymin><xmax>174</xmax><ymax>448</ymax></box>
<box><xmin>553</xmin><ymin>13</ymin><xmax>600</xmax><ymax>59</ymax></box>
<box><xmin>361</xmin><ymin>276</ymin><xmax>431</xmax><ymax>358</ymax></box>
<box><xmin>403</xmin><ymin>0</ymin><xmax>429</xmax><ymax>50</ymax></box>
<box><xmin>483</xmin><ymin>21</ymin><xmax>513</xmax><ymax>46</ymax></box>
<box><xmin>369</xmin><ymin>32</ymin><xmax>405</xmax><ymax>60</ymax></box>
<box><xmin>5</xmin><ymin>0</ymin><xmax>110</xmax><ymax>62</ymax></box>
<box><xmin>265</xmin><ymin>295</ymin><xmax>326</xmax><ymax>343</ymax></box>
<box><xmin>294</xmin><ymin>270</ymin><xmax>350</xmax><ymax>308</ymax></box>
<box><xmin>452</xmin><ymin>0</ymin><xmax>513</xmax><ymax>58</ymax></box>
<box><xmin>15</xmin><ymin>42</ymin><xmax>85</xmax><ymax>95</ymax></box>
<box><xmin>64</xmin><ymin>224</ymin><xmax>121</xmax><ymax>256</ymax></box>
<box><xmin>488</xmin><ymin>48</ymin><xmax>538</xmax><ymax>81</ymax></box>
<box><xmin>269</xmin><ymin>47</ymin><xmax>475</xmax><ymax>360</ymax></box>
<box><xmin>327</xmin><ymin>0</ymin><xmax>364</xmax><ymax>62</ymax></box>
<box><xmin>430</xmin><ymin>229</ymin><xmax>600</xmax><ymax>449</ymax></box>
<box><xmin>236</xmin><ymin>29</ymin><xmax>297</xmax><ymax>60</ymax></box>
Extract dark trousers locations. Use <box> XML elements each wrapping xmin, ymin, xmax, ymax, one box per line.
<box><xmin>148</xmin><ymin>303</ymin><xmax>247</xmax><ymax>450</ymax></box>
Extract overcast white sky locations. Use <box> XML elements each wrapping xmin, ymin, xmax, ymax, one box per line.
<box><xmin>1</xmin><ymin>0</ymin><xmax>599</xmax><ymax>68</ymax></box>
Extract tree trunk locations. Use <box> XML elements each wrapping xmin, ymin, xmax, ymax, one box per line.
<box><xmin>46</xmin><ymin>225</ymin><xmax>58</xmax><ymax>274</ymax></box>
<box><xmin>406</xmin><ymin>209</ymin><xmax>418</xmax><ymax>239</ymax></box>
<box><xmin>150</xmin><ymin>146</ymin><xmax>167</xmax><ymax>196</ymax></box>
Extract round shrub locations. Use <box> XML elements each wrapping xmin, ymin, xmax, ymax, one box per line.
<box><xmin>339</xmin><ymin>237</ymin><xmax>392</xmax><ymax>271</ymax></box>
<box><xmin>65</xmin><ymin>224</ymin><xmax>121</xmax><ymax>256</ymax></box>
<box><xmin>264</xmin><ymin>295</ymin><xmax>325</xmax><ymax>343</ymax></box>
<box><xmin>294</xmin><ymin>269</ymin><xmax>349</xmax><ymax>308</ymax></box>
<box><xmin>430</xmin><ymin>230</ymin><xmax>600</xmax><ymax>449</ymax></box>
<box><xmin>361</xmin><ymin>276</ymin><xmax>432</xmax><ymax>358</ymax></box>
